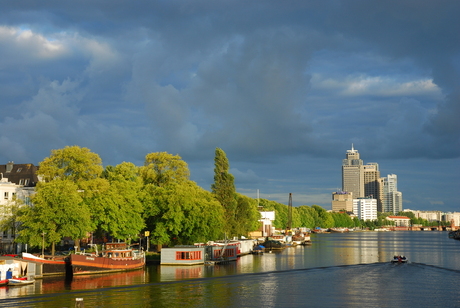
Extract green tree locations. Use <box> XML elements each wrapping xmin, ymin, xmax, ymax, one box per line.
<box><xmin>234</xmin><ymin>194</ymin><xmax>261</xmax><ymax>236</ymax></box>
<box><xmin>312</xmin><ymin>205</ymin><xmax>334</xmax><ymax>228</ymax></box>
<box><xmin>296</xmin><ymin>206</ymin><xmax>316</xmax><ymax>229</ymax></box>
<box><xmin>0</xmin><ymin>196</ymin><xmax>24</xmax><ymax>253</ymax></box>
<box><xmin>38</xmin><ymin>145</ymin><xmax>103</xmax><ymax>183</ymax></box>
<box><xmin>211</xmin><ymin>148</ymin><xmax>238</xmax><ymax>236</ymax></box>
<box><xmin>93</xmin><ymin>162</ymin><xmax>145</xmax><ymax>240</ymax></box>
<box><xmin>17</xmin><ymin>180</ymin><xmax>92</xmax><ymax>255</ymax></box>
<box><xmin>142</xmin><ymin>181</ymin><xmax>224</xmax><ymax>246</ymax></box>
<box><xmin>140</xmin><ymin>152</ymin><xmax>189</xmax><ymax>187</ymax></box>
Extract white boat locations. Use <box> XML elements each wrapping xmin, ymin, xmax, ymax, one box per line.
<box><xmin>8</xmin><ymin>277</ymin><xmax>35</xmax><ymax>286</ymax></box>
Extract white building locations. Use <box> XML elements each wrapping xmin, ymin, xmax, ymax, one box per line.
<box><xmin>382</xmin><ymin>174</ymin><xmax>403</xmax><ymax>214</ymax></box>
<box><xmin>0</xmin><ymin>176</ymin><xmax>35</xmax><ymax>253</ymax></box>
<box><xmin>259</xmin><ymin>211</ymin><xmax>275</xmax><ymax>237</ymax></box>
<box><xmin>353</xmin><ymin>198</ymin><xmax>377</xmax><ymax>221</ymax></box>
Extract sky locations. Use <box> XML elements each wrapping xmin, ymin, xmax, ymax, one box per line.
<box><xmin>0</xmin><ymin>1</ymin><xmax>458</xmax><ymax>212</ymax></box>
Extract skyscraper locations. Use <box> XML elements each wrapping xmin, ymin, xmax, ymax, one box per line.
<box><xmin>342</xmin><ymin>144</ymin><xmax>364</xmax><ymax>198</ymax></box>
<box><xmin>382</xmin><ymin>174</ymin><xmax>403</xmax><ymax>214</ymax></box>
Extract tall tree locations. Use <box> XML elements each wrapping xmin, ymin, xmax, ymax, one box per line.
<box><xmin>17</xmin><ymin>180</ymin><xmax>92</xmax><ymax>255</ymax></box>
<box><xmin>30</xmin><ymin>145</ymin><xmax>104</xmax><ymax>251</ymax></box>
<box><xmin>94</xmin><ymin>162</ymin><xmax>145</xmax><ymax>240</ymax></box>
<box><xmin>211</xmin><ymin>148</ymin><xmax>238</xmax><ymax>236</ymax></box>
<box><xmin>38</xmin><ymin>145</ymin><xmax>103</xmax><ymax>183</ymax></box>
<box><xmin>140</xmin><ymin>152</ymin><xmax>189</xmax><ymax>187</ymax></box>
<box><xmin>234</xmin><ymin>194</ymin><xmax>261</xmax><ymax>237</ymax></box>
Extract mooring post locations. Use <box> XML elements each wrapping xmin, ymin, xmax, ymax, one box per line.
<box><xmin>75</xmin><ymin>298</ymin><xmax>84</xmax><ymax>307</ymax></box>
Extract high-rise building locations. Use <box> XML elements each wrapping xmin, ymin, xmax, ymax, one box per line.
<box><xmin>382</xmin><ymin>174</ymin><xmax>403</xmax><ymax>214</ymax></box>
<box><xmin>340</xmin><ymin>145</ymin><xmax>401</xmax><ymax>214</ymax></box>
<box><xmin>363</xmin><ymin>162</ymin><xmax>382</xmax><ymax>212</ymax></box>
<box><xmin>332</xmin><ymin>191</ymin><xmax>353</xmax><ymax>212</ymax></box>
<box><xmin>342</xmin><ymin>144</ymin><xmax>364</xmax><ymax>198</ymax></box>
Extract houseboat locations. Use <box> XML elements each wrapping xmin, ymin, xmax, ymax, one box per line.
<box><xmin>160</xmin><ymin>243</ymin><xmax>238</xmax><ymax>265</ymax></box>
<box><xmin>68</xmin><ymin>242</ymin><xmax>145</xmax><ymax>275</ymax></box>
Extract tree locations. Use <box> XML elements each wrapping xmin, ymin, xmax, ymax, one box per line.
<box><xmin>211</xmin><ymin>148</ymin><xmax>238</xmax><ymax>236</ymax></box>
<box><xmin>140</xmin><ymin>152</ymin><xmax>190</xmax><ymax>187</ymax></box>
<box><xmin>142</xmin><ymin>181</ymin><xmax>225</xmax><ymax>246</ymax></box>
<box><xmin>93</xmin><ymin>162</ymin><xmax>145</xmax><ymax>241</ymax></box>
<box><xmin>38</xmin><ymin>145</ymin><xmax>103</xmax><ymax>183</ymax></box>
<box><xmin>17</xmin><ymin>180</ymin><xmax>92</xmax><ymax>255</ymax></box>
<box><xmin>0</xmin><ymin>196</ymin><xmax>24</xmax><ymax>253</ymax></box>
<box><xmin>234</xmin><ymin>194</ymin><xmax>261</xmax><ymax>236</ymax></box>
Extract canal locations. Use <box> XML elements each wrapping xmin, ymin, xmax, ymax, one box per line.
<box><xmin>1</xmin><ymin>231</ymin><xmax>459</xmax><ymax>307</ymax></box>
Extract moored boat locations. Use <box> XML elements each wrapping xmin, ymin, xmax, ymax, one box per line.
<box><xmin>0</xmin><ymin>279</ymin><xmax>8</xmax><ymax>286</ymax></box>
<box><xmin>21</xmin><ymin>252</ymin><xmax>69</xmax><ymax>276</ymax></box>
<box><xmin>69</xmin><ymin>242</ymin><xmax>145</xmax><ymax>276</ymax></box>
<box><xmin>8</xmin><ymin>277</ymin><xmax>35</xmax><ymax>286</ymax></box>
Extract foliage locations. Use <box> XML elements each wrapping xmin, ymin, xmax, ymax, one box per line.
<box><xmin>211</xmin><ymin>148</ymin><xmax>238</xmax><ymax>236</ymax></box>
<box><xmin>93</xmin><ymin>162</ymin><xmax>145</xmax><ymax>240</ymax></box>
<box><xmin>234</xmin><ymin>194</ymin><xmax>261</xmax><ymax>237</ymax></box>
<box><xmin>17</xmin><ymin>180</ymin><xmax>92</xmax><ymax>252</ymax></box>
<box><xmin>140</xmin><ymin>152</ymin><xmax>190</xmax><ymax>187</ymax></box>
<box><xmin>142</xmin><ymin>180</ymin><xmax>225</xmax><ymax>245</ymax></box>
<box><xmin>38</xmin><ymin>146</ymin><xmax>103</xmax><ymax>183</ymax></box>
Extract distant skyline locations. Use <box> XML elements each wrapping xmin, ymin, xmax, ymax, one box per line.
<box><xmin>0</xmin><ymin>1</ymin><xmax>458</xmax><ymax>212</ymax></box>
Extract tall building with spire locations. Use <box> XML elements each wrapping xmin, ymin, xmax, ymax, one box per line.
<box><xmin>342</xmin><ymin>144</ymin><xmax>364</xmax><ymax>199</ymax></box>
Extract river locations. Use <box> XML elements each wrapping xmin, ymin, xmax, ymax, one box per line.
<box><xmin>1</xmin><ymin>231</ymin><xmax>459</xmax><ymax>307</ymax></box>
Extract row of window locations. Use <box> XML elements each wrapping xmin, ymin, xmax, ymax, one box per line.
<box><xmin>176</xmin><ymin>251</ymin><xmax>202</xmax><ymax>260</ymax></box>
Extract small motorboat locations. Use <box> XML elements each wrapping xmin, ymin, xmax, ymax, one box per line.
<box><xmin>0</xmin><ymin>279</ymin><xmax>8</xmax><ymax>287</ymax></box>
<box><xmin>391</xmin><ymin>255</ymin><xmax>408</xmax><ymax>264</ymax></box>
<box><xmin>8</xmin><ymin>277</ymin><xmax>35</xmax><ymax>286</ymax></box>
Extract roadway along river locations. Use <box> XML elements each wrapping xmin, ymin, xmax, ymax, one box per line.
<box><xmin>1</xmin><ymin>231</ymin><xmax>459</xmax><ymax>307</ymax></box>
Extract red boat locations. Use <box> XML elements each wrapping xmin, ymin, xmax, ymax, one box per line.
<box><xmin>0</xmin><ymin>279</ymin><xmax>8</xmax><ymax>287</ymax></box>
<box><xmin>69</xmin><ymin>243</ymin><xmax>145</xmax><ymax>276</ymax></box>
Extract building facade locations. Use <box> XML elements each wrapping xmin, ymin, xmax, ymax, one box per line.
<box><xmin>342</xmin><ymin>145</ymin><xmax>364</xmax><ymax>198</ymax></box>
<box><xmin>382</xmin><ymin>174</ymin><xmax>403</xmax><ymax>214</ymax></box>
<box><xmin>331</xmin><ymin>191</ymin><xmax>353</xmax><ymax>212</ymax></box>
<box><xmin>353</xmin><ymin>197</ymin><xmax>377</xmax><ymax>221</ymax></box>
<box><xmin>0</xmin><ymin>162</ymin><xmax>38</xmax><ymax>253</ymax></box>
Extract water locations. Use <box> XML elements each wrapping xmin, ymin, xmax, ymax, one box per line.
<box><xmin>1</xmin><ymin>231</ymin><xmax>459</xmax><ymax>307</ymax></box>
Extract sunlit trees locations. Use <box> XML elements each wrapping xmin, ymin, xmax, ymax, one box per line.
<box><xmin>234</xmin><ymin>194</ymin><xmax>261</xmax><ymax>237</ymax></box>
<box><xmin>211</xmin><ymin>148</ymin><xmax>238</xmax><ymax>236</ymax></box>
<box><xmin>17</xmin><ymin>180</ymin><xmax>91</xmax><ymax>255</ymax></box>
<box><xmin>93</xmin><ymin>162</ymin><xmax>145</xmax><ymax>240</ymax></box>
<box><xmin>141</xmin><ymin>152</ymin><xmax>224</xmax><ymax>248</ymax></box>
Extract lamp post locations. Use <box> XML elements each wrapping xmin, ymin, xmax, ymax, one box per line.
<box><xmin>41</xmin><ymin>232</ymin><xmax>46</xmax><ymax>257</ymax></box>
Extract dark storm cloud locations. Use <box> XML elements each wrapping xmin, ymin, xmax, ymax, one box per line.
<box><xmin>0</xmin><ymin>1</ymin><xmax>458</xmax><ymax>210</ymax></box>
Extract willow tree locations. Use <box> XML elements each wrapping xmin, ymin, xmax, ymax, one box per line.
<box><xmin>211</xmin><ymin>148</ymin><xmax>238</xmax><ymax>236</ymax></box>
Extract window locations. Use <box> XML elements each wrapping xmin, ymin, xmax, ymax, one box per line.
<box><xmin>16</xmin><ymin>168</ymin><xmax>22</xmax><ymax>172</ymax></box>
<box><xmin>4</xmin><ymin>192</ymin><xmax>8</xmax><ymax>200</ymax></box>
<box><xmin>19</xmin><ymin>179</ymin><xmax>24</xmax><ymax>185</ymax></box>
<box><xmin>24</xmin><ymin>179</ymin><xmax>29</xmax><ymax>186</ymax></box>
<box><xmin>176</xmin><ymin>251</ymin><xmax>202</xmax><ymax>260</ymax></box>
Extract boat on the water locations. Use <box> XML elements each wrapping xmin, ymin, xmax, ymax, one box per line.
<box><xmin>21</xmin><ymin>252</ymin><xmax>69</xmax><ymax>275</ymax></box>
<box><xmin>69</xmin><ymin>242</ymin><xmax>145</xmax><ymax>275</ymax></box>
<box><xmin>391</xmin><ymin>255</ymin><xmax>408</xmax><ymax>264</ymax></box>
<box><xmin>448</xmin><ymin>230</ymin><xmax>460</xmax><ymax>240</ymax></box>
<box><xmin>0</xmin><ymin>279</ymin><xmax>8</xmax><ymax>286</ymax></box>
<box><xmin>7</xmin><ymin>277</ymin><xmax>35</xmax><ymax>286</ymax></box>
